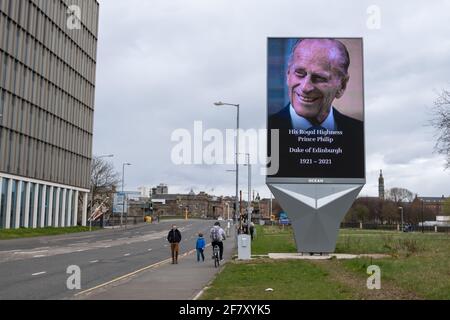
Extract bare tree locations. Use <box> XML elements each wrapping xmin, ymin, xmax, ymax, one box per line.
<box><xmin>387</xmin><ymin>187</ymin><xmax>414</xmax><ymax>204</ymax></box>
<box><xmin>381</xmin><ymin>201</ymin><xmax>398</xmax><ymax>223</ymax></box>
<box><xmin>430</xmin><ymin>89</ymin><xmax>450</xmax><ymax>168</ymax></box>
<box><xmin>90</xmin><ymin>157</ymin><xmax>120</xmax><ymax>214</ymax></box>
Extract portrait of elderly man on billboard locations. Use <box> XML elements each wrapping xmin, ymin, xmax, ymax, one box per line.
<box><xmin>270</xmin><ymin>38</ymin><xmax>362</xmax><ymax>132</ymax></box>
<box><xmin>267</xmin><ymin>38</ymin><xmax>365</xmax><ymax>179</ymax></box>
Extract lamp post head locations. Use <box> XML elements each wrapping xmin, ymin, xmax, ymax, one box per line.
<box><xmin>214</xmin><ymin>102</ymin><xmax>223</xmax><ymax>106</ymax></box>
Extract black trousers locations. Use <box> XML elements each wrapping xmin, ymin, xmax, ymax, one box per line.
<box><xmin>211</xmin><ymin>241</ymin><xmax>224</xmax><ymax>260</ymax></box>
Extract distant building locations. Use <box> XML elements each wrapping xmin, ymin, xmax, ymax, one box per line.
<box><xmin>150</xmin><ymin>190</ymin><xmax>231</xmax><ymax>219</ymax></box>
<box><xmin>137</xmin><ymin>186</ymin><xmax>152</xmax><ymax>198</ymax></box>
<box><xmin>378</xmin><ymin>170</ymin><xmax>385</xmax><ymax>200</ymax></box>
<box><xmin>152</xmin><ymin>183</ymin><xmax>168</xmax><ymax>195</ymax></box>
<box><xmin>413</xmin><ymin>195</ymin><xmax>447</xmax><ymax>216</ymax></box>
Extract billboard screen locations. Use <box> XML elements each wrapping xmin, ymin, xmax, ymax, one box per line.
<box><xmin>267</xmin><ymin>38</ymin><xmax>365</xmax><ymax>179</ymax></box>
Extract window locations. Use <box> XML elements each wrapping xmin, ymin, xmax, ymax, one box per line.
<box><xmin>0</xmin><ymin>178</ymin><xmax>9</xmax><ymax>228</ymax></box>
<box><xmin>1</xmin><ymin>53</ymin><xmax>8</xmax><ymax>88</ymax></box>
<box><xmin>0</xmin><ymin>90</ymin><xmax>4</xmax><ymax>125</ymax></box>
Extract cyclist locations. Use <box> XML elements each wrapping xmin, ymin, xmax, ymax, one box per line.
<box><xmin>210</xmin><ymin>221</ymin><xmax>226</xmax><ymax>261</ymax></box>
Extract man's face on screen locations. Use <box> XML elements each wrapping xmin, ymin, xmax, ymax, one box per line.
<box><xmin>287</xmin><ymin>40</ymin><xmax>348</xmax><ymax>124</ymax></box>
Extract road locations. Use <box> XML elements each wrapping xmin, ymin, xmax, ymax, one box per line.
<box><xmin>0</xmin><ymin>219</ymin><xmax>214</xmax><ymax>300</ymax></box>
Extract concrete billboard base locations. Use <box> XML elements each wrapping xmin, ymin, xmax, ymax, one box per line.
<box><xmin>267</xmin><ymin>183</ymin><xmax>364</xmax><ymax>253</ymax></box>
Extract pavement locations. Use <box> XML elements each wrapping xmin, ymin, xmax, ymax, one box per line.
<box><xmin>74</xmin><ymin>227</ymin><xmax>237</xmax><ymax>300</ymax></box>
<box><xmin>0</xmin><ymin>219</ymin><xmax>230</xmax><ymax>300</ymax></box>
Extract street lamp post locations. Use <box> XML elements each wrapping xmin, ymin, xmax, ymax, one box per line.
<box><xmin>421</xmin><ymin>199</ymin><xmax>424</xmax><ymax>233</ymax></box>
<box><xmin>398</xmin><ymin>206</ymin><xmax>404</xmax><ymax>231</ymax></box>
<box><xmin>122</xmin><ymin>163</ymin><xmax>131</xmax><ymax>228</ymax></box>
<box><xmin>225</xmin><ymin>203</ymin><xmax>230</xmax><ymax>221</ymax></box>
<box><xmin>242</xmin><ymin>153</ymin><xmax>252</xmax><ymax>235</ymax></box>
<box><xmin>214</xmin><ymin>101</ymin><xmax>239</xmax><ymax>226</ymax></box>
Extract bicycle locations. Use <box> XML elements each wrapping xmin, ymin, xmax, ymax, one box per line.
<box><xmin>212</xmin><ymin>245</ymin><xmax>220</xmax><ymax>268</ymax></box>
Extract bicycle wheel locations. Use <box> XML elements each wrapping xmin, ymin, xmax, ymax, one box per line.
<box><xmin>214</xmin><ymin>255</ymin><xmax>219</xmax><ymax>268</ymax></box>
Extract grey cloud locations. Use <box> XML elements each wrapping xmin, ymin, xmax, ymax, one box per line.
<box><xmin>93</xmin><ymin>0</ymin><xmax>450</xmax><ymax>198</ymax></box>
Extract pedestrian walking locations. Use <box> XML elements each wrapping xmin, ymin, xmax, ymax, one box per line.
<box><xmin>250</xmin><ymin>221</ymin><xmax>255</xmax><ymax>240</ymax></box>
<box><xmin>167</xmin><ymin>224</ymin><xmax>182</xmax><ymax>264</ymax></box>
<box><xmin>196</xmin><ymin>233</ymin><xmax>206</xmax><ymax>262</ymax></box>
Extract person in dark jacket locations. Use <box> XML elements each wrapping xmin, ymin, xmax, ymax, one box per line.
<box><xmin>167</xmin><ymin>225</ymin><xmax>182</xmax><ymax>264</ymax></box>
<box><xmin>195</xmin><ymin>233</ymin><xmax>206</xmax><ymax>262</ymax></box>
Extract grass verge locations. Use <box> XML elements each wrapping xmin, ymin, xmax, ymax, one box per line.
<box><xmin>201</xmin><ymin>225</ymin><xmax>450</xmax><ymax>299</ymax></box>
<box><xmin>0</xmin><ymin>226</ymin><xmax>100</xmax><ymax>240</ymax></box>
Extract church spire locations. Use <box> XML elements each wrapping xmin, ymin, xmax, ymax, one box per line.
<box><xmin>378</xmin><ymin>170</ymin><xmax>385</xmax><ymax>200</ymax></box>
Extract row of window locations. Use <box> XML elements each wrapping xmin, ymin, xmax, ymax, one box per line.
<box><xmin>1</xmin><ymin>90</ymin><xmax>93</xmax><ymax>156</ymax></box>
<box><xmin>0</xmin><ymin>12</ymin><xmax>96</xmax><ymax>88</ymax></box>
<box><xmin>1</xmin><ymin>53</ymin><xmax>95</xmax><ymax>131</ymax></box>
<box><xmin>0</xmin><ymin>177</ymin><xmax>80</xmax><ymax>229</ymax></box>
<box><xmin>0</xmin><ymin>0</ymin><xmax>98</xmax><ymax>60</ymax></box>
<box><xmin>0</xmin><ymin>127</ymin><xmax>91</xmax><ymax>189</ymax></box>
<box><xmin>0</xmin><ymin>20</ymin><xmax>96</xmax><ymax>109</ymax></box>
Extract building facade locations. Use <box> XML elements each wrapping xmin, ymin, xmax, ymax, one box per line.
<box><xmin>0</xmin><ymin>0</ymin><xmax>99</xmax><ymax>229</ymax></box>
<box><xmin>414</xmin><ymin>195</ymin><xmax>447</xmax><ymax>216</ymax></box>
<box><xmin>152</xmin><ymin>183</ymin><xmax>168</xmax><ymax>196</ymax></box>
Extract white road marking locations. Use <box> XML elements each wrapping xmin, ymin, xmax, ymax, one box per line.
<box><xmin>102</xmin><ymin>245</ymin><xmax>111</xmax><ymax>248</ymax></box>
<box><xmin>32</xmin><ymin>272</ymin><xmax>46</xmax><ymax>276</ymax></box>
<box><xmin>33</xmin><ymin>255</ymin><xmax>46</xmax><ymax>258</ymax></box>
<box><xmin>90</xmin><ymin>260</ymin><xmax>99</xmax><ymax>263</ymax></box>
<box><xmin>124</xmin><ymin>253</ymin><xmax>131</xmax><ymax>257</ymax></box>
<box><xmin>148</xmin><ymin>249</ymin><xmax>152</xmax><ymax>251</ymax></box>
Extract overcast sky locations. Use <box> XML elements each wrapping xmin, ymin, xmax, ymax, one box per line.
<box><xmin>93</xmin><ymin>0</ymin><xmax>450</xmax><ymax>199</ymax></box>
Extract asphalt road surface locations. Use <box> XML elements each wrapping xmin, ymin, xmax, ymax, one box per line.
<box><xmin>0</xmin><ymin>219</ymin><xmax>215</xmax><ymax>300</ymax></box>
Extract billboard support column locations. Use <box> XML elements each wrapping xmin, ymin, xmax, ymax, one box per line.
<box><xmin>267</xmin><ymin>183</ymin><xmax>363</xmax><ymax>253</ymax></box>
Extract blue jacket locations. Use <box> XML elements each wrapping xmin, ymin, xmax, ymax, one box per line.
<box><xmin>196</xmin><ymin>237</ymin><xmax>206</xmax><ymax>249</ymax></box>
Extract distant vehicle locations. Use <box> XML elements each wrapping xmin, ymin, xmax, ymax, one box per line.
<box><xmin>217</xmin><ymin>217</ymin><xmax>224</xmax><ymax>221</ymax></box>
<box><xmin>403</xmin><ymin>223</ymin><xmax>413</xmax><ymax>232</ymax></box>
<box><xmin>279</xmin><ymin>212</ymin><xmax>291</xmax><ymax>225</ymax></box>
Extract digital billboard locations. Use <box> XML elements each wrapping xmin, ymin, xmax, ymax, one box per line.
<box><xmin>267</xmin><ymin>38</ymin><xmax>365</xmax><ymax>179</ymax></box>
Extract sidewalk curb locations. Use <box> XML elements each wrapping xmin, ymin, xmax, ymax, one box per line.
<box><xmin>74</xmin><ymin>247</ymin><xmax>198</xmax><ymax>298</ymax></box>
<box><xmin>192</xmin><ymin>247</ymin><xmax>236</xmax><ymax>300</ymax></box>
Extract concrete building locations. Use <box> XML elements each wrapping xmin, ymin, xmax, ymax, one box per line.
<box><xmin>152</xmin><ymin>183</ymin><xmax>168</xmax><ymax>196</ymax></box>
<box><xmin>137</xmin><ymin>186</ymin><xmax>152</xmax><ymax>198</ymax></box>
<box><xmin>0</xmin><ymin>0</ymin><xmax>99</xmax><ymax>229</ymax></box>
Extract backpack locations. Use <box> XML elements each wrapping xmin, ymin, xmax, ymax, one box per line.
<box><xmin>211</xmin><ymin>227</ymin><xmax>221</xmax><ymax>242</ymax></box>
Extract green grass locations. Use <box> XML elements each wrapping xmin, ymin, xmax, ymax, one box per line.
<box><xmin>338</xmin><ymin>232</ymin><xmax>450</xmax><ymax>300</ymax></box>
<box><xmin>200</xmin><ymin>259</ymin><xmax>355</xmax><ymax>300</ymax></box>
<box><xmin>0</xmin><ymin>226</ymin><xmax>100</xmax><ymax>240</ymax></box>
<box><xmin>251</xmin><ymin>225</ymin><xmax>297</xmax><ymax>254</ymax></box>
<box><xmin>201</xmin><ymin>225</ymin><xmax>450</xmax><ymax>299</ymax></box>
